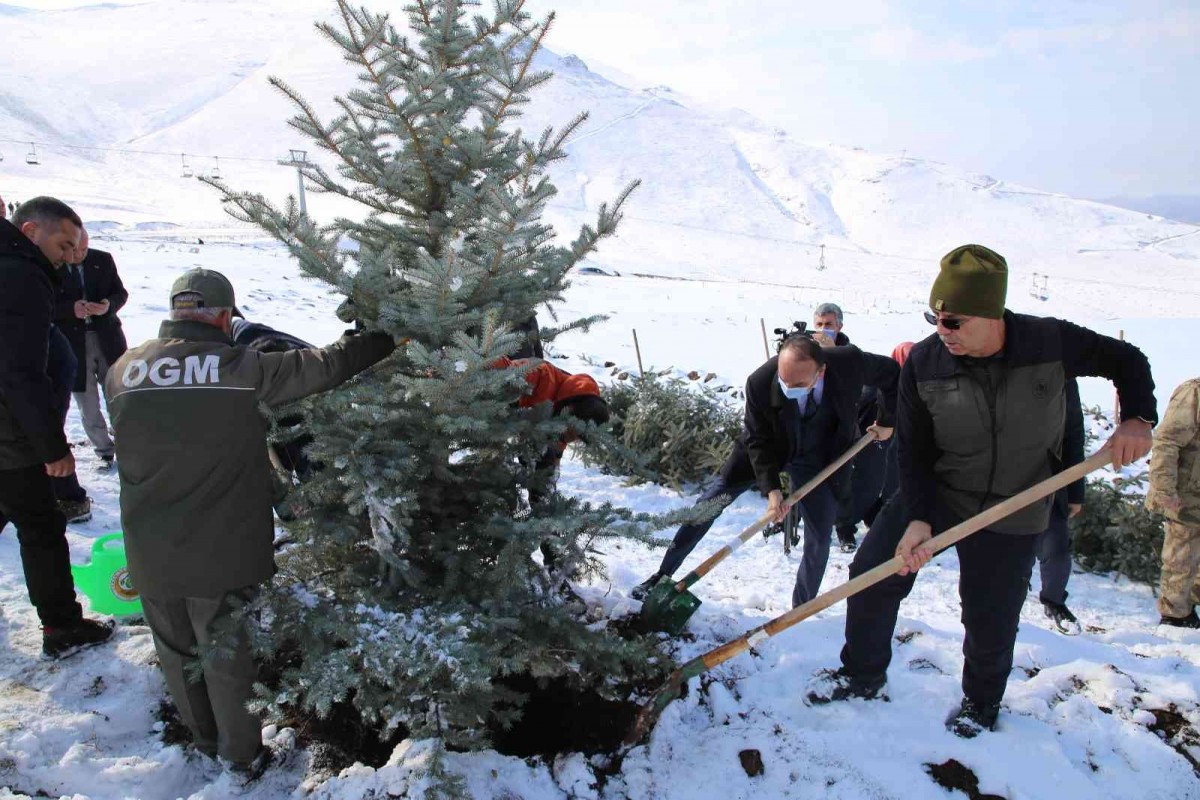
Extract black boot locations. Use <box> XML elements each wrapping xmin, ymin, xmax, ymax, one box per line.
<box><xmin>804</xmin><ymin>667</ymin><xmax>887</xmax><ymax>705</ymax></box>
<box><xmin>1159</xmin><ymin>609</ymin><xmax>1200</xmax><ymax>629</ymax></box>
<box><xmin>631</xmin><ymin>572</ymin><xmax>665</xmax><ymax>601</ymax></box>
<box><xmin>42</xmin><ymin>618</ymin><xmax>115</xmax><ymax>659</ymax></box>
<box><xmin>945</xmin><ymin>698</ymin><xmax>1000</xmax><ymax>738</ymax></box>
<box><xmin>1042</xmin><ymin>600</ymin><xmax>1081</xmax><ymax>635</ymax></box>
<box><xmin>836</xmin><ymin>525</ymin><xmax>858</xmax><ymax>553</ymax></box>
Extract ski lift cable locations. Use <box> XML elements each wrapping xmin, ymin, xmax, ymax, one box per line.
<box><xmin>0</xmin><ymin>137</ymin><xmax>279</xmax><ymax>164</ymax></box>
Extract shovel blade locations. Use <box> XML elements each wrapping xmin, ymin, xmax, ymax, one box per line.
<box><xmin>638</xmin><ymin>575</ymin><xmax>702</xmax><ymax>635</ymax></box>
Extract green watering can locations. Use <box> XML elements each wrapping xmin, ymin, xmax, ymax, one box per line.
<box><xmin>70</xmin><ymin>532</ymin><xmax>143</xmax><ymax>617</ymax></box>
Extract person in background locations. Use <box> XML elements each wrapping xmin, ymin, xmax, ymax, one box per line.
<box><xmin>54</xmin><ymin>228</ymin><xmax>127</xmax><ymax>470</ymax></box>
<box><xmin>495</xmin><ymin>355</ymin><xmax>610</xmax><ymax>506</ymax></box>
<box><xmin>1147</xmin><ymin>377</ymin><xmax>1200</xmax><ymax>628</ymax></box>
<box><xmin>0</xmin><ymin>196</ymin><xmax>115</xmax><ymax>658</ymax></box>
<box><xmin>1034</xmin><ymin>378</ymin><xmax>1086</xmax><ymax>634</ymax></box>
<box><xmin>811</xmin><ymin>302</ymin><xmax>850</xmax><ymax>347</ymax></box>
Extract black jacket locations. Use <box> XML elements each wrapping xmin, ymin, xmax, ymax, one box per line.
<box><xmin>0</xmin><ymin>219</ymin><xmax>71</xmax><ymax>469</ymax></box>
<box><xmin>53</xmin><ymin>247</ymin><xmax>128</xmax><ymax>391</ymax></box>
<box><xmin>898</xmin><ymin>311</ymin><xmax>1155</xmax><ymax>534</ymax></box>
<box><xmin>732</xmin><ymin>345</ymin><xmax>900</xmax><ymax>496</ymax></box>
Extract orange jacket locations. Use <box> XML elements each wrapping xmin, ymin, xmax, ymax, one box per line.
<box><xmin>495</xmin><ymin>356</ymin><xmax>602</xmax><ymax>409</ymax></box>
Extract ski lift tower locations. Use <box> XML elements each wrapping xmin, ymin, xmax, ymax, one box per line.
<box><xmin>279</xmin><ymin>149</ymin><xmax>310</xmax><ymax>217</ymax></box>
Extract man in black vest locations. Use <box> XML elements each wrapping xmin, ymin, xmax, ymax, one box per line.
<box><xmin>54</xmin><ymin>229</ymin><xmax>127</xmax><ymax>469</ymax></box>
<box><xmin>806</xmin><ymin>244</ymin><xmax>1155</xmax><ymax>737</ymax></box>
<box><xmin>0</xmin><ymin>197</ymin><xmax>114</xmax><ymax>657</ymax></box>
<box><xmin>634</xmin><ymin>335</ymin><xmax>899</xmax><ymax>608</ymax></box>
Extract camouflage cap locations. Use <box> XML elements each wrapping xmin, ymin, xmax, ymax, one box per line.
<box><xmin>169</xmin><ymin>268</ymin><xmax>243</xmax><ymax>318</ymax></box>
<box><xmin>929</xmin><ymin>244</ymin><xmax>1007</xmax><ymax>320</ymax></box>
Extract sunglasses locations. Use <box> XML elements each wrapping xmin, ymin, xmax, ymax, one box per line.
<box><xmin>923</xmin><ymin>311</ymin><xmax>964</xmax><ymax>330</ymax></box>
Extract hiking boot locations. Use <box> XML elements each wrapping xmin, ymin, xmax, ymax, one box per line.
<box><xmin>804</xmin><ymin>667</ymin><xmax>887</xmax><ymax>705</ymax></box>
<box><xmin>632</xmin><ymin>573</ymin><xmax>666</xmax><ymax>601</ymax></box>
<box><xmin>836</xmin><ymin>526</ymin><xmax>858</xmax><ymax>553</ymax></box>
<box><xmin>1042</xmin><ymin>600</ymin><xmax>1081</xmax><ymax>635</ymax></box>
<box><xmin>227</xmin><ymin>747</ymin><xmax>273</xmax><ymax>785</ymax></box>
<box><xmin>42</xmin><ymin>617</ymin><xmax>115</xmax><ymax>659</ymax></box>
<box><xmin>1159</xmin><ymin>609</ymin><xmax>1200</xmax><ymax>629</ymax></box>
<box><xmin>945</xmin><ymin>698</ymin><xmax>1000</xmax><ymax>738</ymax></box>
<box><xmin>59</xmin><ymin>497</ymin><xmax>92</xmax><ymax>524</ymax></box>
<box><xmin>98</xmin><ymin>455</ymin><xmax>115</xmax><ymax>472</ymax></box>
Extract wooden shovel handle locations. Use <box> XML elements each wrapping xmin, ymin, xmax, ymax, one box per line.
<box><xmin>681</xmin><ymin>432</ymin><xmax>880</xmax><ymax>588</ymax></box>
<box><xmin>695</xmin><ymin>448</ymin><xmax>1112</xmax><ymax>672</ymax></box>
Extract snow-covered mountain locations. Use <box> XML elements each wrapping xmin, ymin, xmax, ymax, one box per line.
<box><xmin>2</xmin><ymin>0</ymin><xmax>1197</xmax><ymax>319</ymax></box>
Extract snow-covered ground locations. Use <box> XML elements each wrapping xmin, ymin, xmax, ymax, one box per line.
<box><xmin>0</xmin><ymin>233</ymin><xmax>1197</xmax><ymax>799</ymax></box>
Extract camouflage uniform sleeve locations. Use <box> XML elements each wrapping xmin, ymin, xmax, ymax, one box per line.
<box><xmin>1149</xmin><ymin>380</ymin><xmax>1200</xmax><ymax>500</ymax></box>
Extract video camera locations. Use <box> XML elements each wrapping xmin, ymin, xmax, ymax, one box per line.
<box><xmin>772</xmin><ymin>321</ymin><xmax>815</xmax><ymax>353</ymax></box>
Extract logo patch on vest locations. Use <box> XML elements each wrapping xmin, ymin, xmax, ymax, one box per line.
<box><xmin>923</xmin><ymin>379</ymin><xmax>958</xmax><ymax>393</ymax></box>
<box><xmin>121</xmin><ymin>355</ymin><xmax>220</xmax><ymax>388</ymax></box>
<box><xmin>1032</xmin><ymin>378</ymin><xmax>1049</xmax><ymax>399</ymax></box>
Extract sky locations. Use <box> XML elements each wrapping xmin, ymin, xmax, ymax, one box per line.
<box><xmin>518</xmin><ymin>0</ymin><xmax>1199</xmax><ymax>199</ymax></box>
<box><xmin>6</xmin><ymin>0</ymin><xmax>1198</xmax><ymax>200</ymax></box>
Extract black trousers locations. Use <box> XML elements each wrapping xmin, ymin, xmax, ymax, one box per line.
<box><xmin>1035</xmin><ymin>501</ymin><xmax>1071</xmax><ymax>605</ymax></box>
<box><xmin>0</xmin><ymin>464</ymin><xmax>83</xmax><ymax>627</ymax></box>
<box><xmin>839</xmin><ymin>494</ymin><xmax>1037</xmax><ymax>708</ymax></box>
<box><xmin>835</xmin><ymin>438</ymin><xmax>889</xmax><ymax>534</ymax></box>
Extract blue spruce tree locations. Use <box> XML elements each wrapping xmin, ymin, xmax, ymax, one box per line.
<box><xmin>208</xmin><ymin>0</ymin><xmax>685</xmax><ymax>762</ymax></box>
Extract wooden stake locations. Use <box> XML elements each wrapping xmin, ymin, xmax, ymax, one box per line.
<box><xmin>632</xmin><ymin>328</ymin><xmax>645</xmax><ymax>376</ymax></box>
<box><xmin>760</xmin><ymin>318</ymin><xmax>770</xmax><ymax>358</ymax></box>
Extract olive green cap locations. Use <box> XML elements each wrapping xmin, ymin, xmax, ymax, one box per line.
<box><xmin>169</xmin><ymin>268</ymin><xmax>242</xmax><ymax>317</ymax></box>
<box><xmin>929</xmin><ymin>244</ymin><xmax>1007</xmax><ymax>320</ymax></box>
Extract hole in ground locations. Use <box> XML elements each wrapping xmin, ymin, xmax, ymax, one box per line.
<box><xmin>287</xmin><ymin>698</ymin><xmax>408</xmax><ymax>775</ymax></box>
<box><xmin>488</xmin><ymin>673</ymin><xmax>640</xmax><ymax>758</ymax></box>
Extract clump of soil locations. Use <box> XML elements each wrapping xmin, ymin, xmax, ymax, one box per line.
<box><xmin>924</xmin><ymin>759</ymin><xmax>1006</xmax><ymax>800</ymax></box>
<box><xmin>154</xmin><ymin>699</ymin><xmax>193</xmax><ymax>749</ymax></box>
<box><xmin>1146</xmin><ymin>706</ymin><xmax>1200</xmax><ymax>778</ymax></box>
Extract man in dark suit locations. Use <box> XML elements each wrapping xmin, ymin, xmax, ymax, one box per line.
<box><xmin>634</xmin><ymin>334</ymin><xmax>899</xmax><ymax>607</ymax></box>
<box><xmin>54</xmin><ymin>229</ymin><xmax>128</xmax><ymax>468</ymax></box>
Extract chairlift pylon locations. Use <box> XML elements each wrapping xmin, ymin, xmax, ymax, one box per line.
<box><xmin>210</xmin><ymin>156</ymin><xmax>221</xmax><ymax>179</ymax></box>
<box><xmin>180</xmin><ymin>153</ymin><xmax>193</xmax><ymax>178</ymax></box>
<box><xmin>25</xmin><ymin>143</ymin><xmax>39</xmax><ymax>165</ymax></box>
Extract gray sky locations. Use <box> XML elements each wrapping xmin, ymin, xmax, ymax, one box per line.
<box><xmin>524</xmin><ymin>0</ymin><xmax>1199</xmax><ymax>199</ymax></box>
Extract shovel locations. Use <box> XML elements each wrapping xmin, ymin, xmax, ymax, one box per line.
<box><xmin>639</xmin><ymin>432</ymin><xmax>880</xmax><ymax>634</ymax></box>
<box><xmin>625</xmin><ymin>448</ymin><xmax>1112</xmax><ymax>746</ymax></box>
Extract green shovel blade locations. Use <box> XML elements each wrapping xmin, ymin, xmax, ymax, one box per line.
<box><xmin>638</xmin><ymin>574</ymin><xmax>702</xmax><ymax>635</ymax></box>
